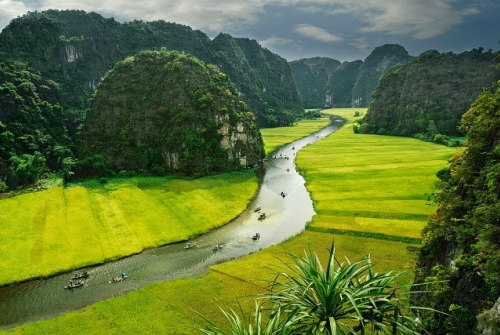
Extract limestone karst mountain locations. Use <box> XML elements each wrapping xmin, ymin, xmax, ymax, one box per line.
<box><xmin>79</xmin><ymin>49</ymin><xmax>264</xmax><ymax>176</ymax></box>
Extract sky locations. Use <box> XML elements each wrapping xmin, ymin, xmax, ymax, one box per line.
<box><xmin>0</xmin><ymin>0</ymin><xmax>499</xmax><ymax>62</ymax></box>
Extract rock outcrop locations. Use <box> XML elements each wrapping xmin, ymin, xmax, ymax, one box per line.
<box><xmin>80</xmin><ymin>49</ymin><xmax>264</xmax><ymax>176</ymax></box>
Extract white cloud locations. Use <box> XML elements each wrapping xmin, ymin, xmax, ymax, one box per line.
<box><xmin>35</xmin><ymin>0</ymin><xmax>269</xmax><ymax>32</ymax></box>
<box><xmin>320</xmin><ymin>0</ymin><xmax>480</xmax><ymax>39</ymax></box>
<box><xmin>348</xmin><ymin>38</ymin><xmax>370</xmax><ymax>54</ymax></box>
<box><xmin>294</xmin><ymin>24</ymin><xmax>343</xmax><ymax>43</ymax></box>
<box><xmin>259</xmin><ymin>36</ymin><xmax>293</xmax><ymax>47</ymax></box>
<box><xmin>0</xmin><ymin>0</ymin><xmax>32</xmax><ymax>32</ymax></box>
<box><xmin>0</xmin><ymin>0</ymin><xmax>485</xmax><ymax>46</ymax></box>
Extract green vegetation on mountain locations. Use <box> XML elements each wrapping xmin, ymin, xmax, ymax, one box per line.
<box><xmin>212</xmin><ymin>34</ymin><xmax>303</xmax><ymax>127</ymax></box>
<box><xmin>0</xmin><ymin>60</ymin><xmax>71</xmax><ymax>190</ymax></box>
<box><xmin>358</xmin><ymin>48</ymin><xmax>499</xmax><ymax>141</ymax></box>
<box><xmin>289</xmin><ymin>57</ymin><xmax>341</xmax><ymax>108</ymax></box>
<box><xmin>289</xmin><ymin>44</ymin><xmax>412</xmax><ymax>109</ymax></box>
<box><xmin>351</xmin><ymin>44</ymin><xmax>413</xmax><ymax>107</ymax></box>
<box><xmin>412</xmin><ymin>76</ymin><xmax>500</xmax><ymax>334</ymax></box>
<box><xmin>80</xmin><ymin>49</ymin><xmax>264</xmax><ymax>176</ymax></box>
<box><xmin>0</xmin><ymin>9</ymin><xmax>303</xmax><ymax>129</ymax></box>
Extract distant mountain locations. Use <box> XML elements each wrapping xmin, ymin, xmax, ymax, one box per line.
<box><xmin>79</xmin><ymin>49</ymin><xmax>264</xmax><ymax>177</ymax></box>
<box><xmin>358</xmin><ymin>48</ymin><xmax>499</xmax><ymax>138</ymax></box>
<box><xmin>289</xmin><ymin>44</ymin><xmax>412</xmax><ymax>108</ymax></box>
<box><xmin>0</xmin><ymin>9</ymin><xmax>303</xmax><ymax>128</ymax></box>
<box><xmin>351</xmin><ymin>44</ymin><xmax>413</xmax><ymax>107</ymax></box>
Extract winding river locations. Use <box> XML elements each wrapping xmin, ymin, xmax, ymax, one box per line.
<box><xmin>0</xmin><ymin>118</ymin><xmax>344</xmax><ymax>329</ymax></box>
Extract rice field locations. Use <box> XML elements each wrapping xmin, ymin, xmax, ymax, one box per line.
<box><xmin>0</xmin><ymin>109</ymin><xmax>459</xmax><ymax>333</ymax></box>
<box><xmin>260</xmin><ymin>117</ymin><xmax>331</xmax><ymax>154</ymax></box>
<box><xmin>0</xmin><ymin>232</ymin><xmax>418</xmax><ymax>335</ymax></box>
<box><xmin>298</xmin><ymin>108</ymin><xmax>459</xmax><ymax>241</ymax></box>
<box><xmin>0</xmin><ymin>172</ymin><xmax>258</xmax><ymax>285</ymax></box>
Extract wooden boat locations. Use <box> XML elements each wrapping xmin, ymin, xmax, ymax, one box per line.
<box><xmin>109</xmin><ymin>275</ymin><xmax>128</xmax><ymax>283</ymax></box>
<box><xmin>184</xmin><ymin>242</ymin><xmax>196</xmax><ymax>249</ymax></box>
<box><xmin>258</xmin><ymin>213</ymin><xmax>266</xmax><ymax>221</ymax></box>
<box><xmin>71</xmin><ymin>271</ymin><xmax>89</xmax><ymax>280</ymax></box>
<box><xmin>252</xmin><ymin>233</ymin><xmax>260</xmax><ymax>240</ymax></box>
<box><xmin>254</xmin><ymin>206</ymin><xmax>261</xmax><ymax>212</ymax></box>
<box><xmin>212</xmin><ymin>244</ymin><xmax>224</xmax><ymax>251</ymax></box>
<box><xmin>110</xmin><ymin>272</ymin><xmax>128</xmax><ymax>283</ymax></box>
<box><xmin>64</xmin><ymin>281</ymin><xmax>83</xmax><ymax>289</ymax></box>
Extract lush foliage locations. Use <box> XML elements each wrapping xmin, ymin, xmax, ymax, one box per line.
<box><xmin>289</xmin><ymin>45</ymin><xmax>412</xmax><ymax>109</ymax></box>
<box><xmin>0</xmin><ymin>60</ymin><xmax>71</xmax><ymax>190</ymax></box>
<box><xmin>0</xmin><ymin>110</ymin><xmax>440</xmax><ymax>334</ymax></box>
<box><xmin>200</xmin><ymin>243</ymin><xmax>428</xmax><ymax>335</ymax></box>
<box><xmin>358</xmin><ymin>48</ymin><xmax>499</xmax><ymax>139</ymax></box>
<box><xmin>0</xmin><ymin>9</ymin><xmax>303</xmax><ymax>129</ymax></box>
<box><xmin>413</xmin><ymin>77</ymin><xmax>500</xmax><ymax>334</ymax></box>
<box><xmin>79</xmin><ymin>49</ymin><xmax>264</xmax><ymax>176</ymax></box>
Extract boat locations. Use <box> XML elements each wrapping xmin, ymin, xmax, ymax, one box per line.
<box><xmin>252</xmin><ymin>233</ymin><xmax>260</xmax><ymax>240</ymax></box>
<box><xmin>109</xmin><ymin>272</ymin><xmax>128</xmax><ymax>283</ymax></box>
<box><xmin>64</xmin><ymin>281</ymin><xmax>83</xmax><ymax>289</ymax></box>
<box><xmin>212</xmin><ymin>244</ymin><xmax>224</xmax><ymax>251</ymax></box>
<box><xmin>71</xmin><ymin>271</ymin><xmax>89</xmax><ymax>280</ymax></box>
<box><xmin>184</xmin><ymin>242</ymin><xmax>196</xmax><ymax>249</ymax></box>
<box><xmin>254</xmin><ymin>206</ymin><xmax>261</xmax><ymax>212</ymax></box>
<box><xmin>258</xmin><ymin>213</ymin><xmax>266</xmax><ymax>221</ymax></box>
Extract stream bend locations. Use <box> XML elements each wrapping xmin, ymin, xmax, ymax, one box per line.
<box><xmin>0</xmin><ymin>118</ymin><xmax>344</xmax><ymax>328</ymax></box>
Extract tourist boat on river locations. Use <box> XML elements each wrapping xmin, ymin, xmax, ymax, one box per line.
<box><xmin>110</xmin><ymin>272</ymin><xmax>128</xmax><ymax>283</ymax></box>
<box><xmin>258</xmin><ymin>213</ymin><xmax>266</xmax><ymax>221</ymax></box>
<box><xmin>71</xmin><ymin>271</ymin><xmax>89</xmax><ymax>280</ymax></box>
<box><xmin>184</xmin><ymin>242</ymin><xmax>196</xmax><ymax>249</ymax></box>
<box><xmin>252</xmin><ymin>233</ymin><xmax>260</xmax><ymax>240</ymax></box>
<box><xmin>64</xmin><ymin>281</ymin><xmax>84</xmax><ymax>289</ymax></box>
<box><xmin>254</xmin><ymin>206</ymin><xmax>261</xmax><ymax>212</ymax></box>
<box><xmin>212</xmin><ymin>244</ymin><xmax>224</xmax><ymax>251</ymax></box>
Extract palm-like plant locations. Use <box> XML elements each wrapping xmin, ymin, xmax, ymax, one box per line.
<box><xmin>199</xmin><ymin>242</ymin><xmax>430</xmax><ymax>334</ymax></box>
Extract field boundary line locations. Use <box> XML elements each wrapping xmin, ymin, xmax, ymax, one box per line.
<box><xmin>306</xmin><ymin>226</ymin><xmax>422</xmax><ymax>244</ymax></box>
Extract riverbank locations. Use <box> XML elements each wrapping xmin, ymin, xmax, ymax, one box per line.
<box><xmin>0</xmin><ymin>109</ymin><xmax>458</xmax><ymax>334</ymax></box>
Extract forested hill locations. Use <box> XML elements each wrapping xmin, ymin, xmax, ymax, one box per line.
<box><xmin>412</xmin><ymin>73</ymin><xmax>500</xmax><ymax>334</ymax></box>
<box><xmin>0</xmin><ymin>9</ymin><xmax>303</xmax><ymax>128</ymax></box>
<box><xmin>80</xmin><ymin>49</ymin><xmax>264</xmax><ymax>177</ymax></box>
<box><xmin>289</xmin><ymin>44</ymin><xmax>412</xmax><ymax>108</ymax></box>
<box><xmin>0</xmin><ymin>60</ymin><xmax>69</xmax><ymax>190</ymax></box>
<box><xmin>358</xmin><ymin>49</ymin><xmax>499</xmax><ymax>139</ymax></box>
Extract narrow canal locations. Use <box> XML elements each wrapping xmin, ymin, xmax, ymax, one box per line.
<box><xmin>0</xmin><ymin>118</ymin><xmax>344</xmax><ymax>329</ymax></box>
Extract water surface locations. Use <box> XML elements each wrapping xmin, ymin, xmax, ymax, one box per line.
<box><xmin>0</xmin><ymin>119</ymin><xmax>343</xmax><ymax>328</ymax></box>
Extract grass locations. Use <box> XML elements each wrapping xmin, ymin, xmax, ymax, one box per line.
<box><xmin>0</xmin><ymin>109</ymin><xmax>459</xmax><ymax>334</ymax></box>
<box><xmin>260</xmin><ymin>117</ymin><xmax>331</xmax><ymax>154</ymax></box>
<box><xmin>0</xmin><ymin>232</ymin><xmax>418</xmax><ymax>335</ymax></box>
<box><xmin>299</xmin><ymin>108</ymin><xmax>459</xmax><ymax>240</ymax></box>
<box><xmin>0</xmin><ymin>172</ymin><xmax>258</xmax><ymax>285</ymax></box>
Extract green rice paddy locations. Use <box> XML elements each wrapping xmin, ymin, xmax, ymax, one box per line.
<box><xmin>0</xmin><ymin>110</ymin><xmax>459</xmax><ymax>334</ymax></box>
<box><xmin>260</xmin><ymin>117</ymin><xmax>331</xmax><ymax>154</ymax></box>
<box><xmin>298</xmin><ymin>108</ymin><xmax>458</xmax><ymax>241</ymax></box>
<box><xmin>0</xmin><ymin>172</ymin><xmax>258</xmax><ymax>285</ymax></box>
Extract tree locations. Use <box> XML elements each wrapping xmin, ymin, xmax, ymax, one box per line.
<box><xmin>199</xmin><ymin>243</ymin><xmax>431</xmax><ymax>334</ymax></box>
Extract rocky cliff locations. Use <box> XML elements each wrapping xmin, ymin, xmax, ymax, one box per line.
<box><xmin>80</xmin><ymin>49</ymin><xmax>264</xmax><ymax>176</ymax></box>
<box><xmin>0</xmin><ymin>9</ymin><xmax>302</xmax><ymax>128</ymax></box>
<box><xmin>289</xmin><ymin>44</ymin><xmax>411</xmax><ymax>108</ymax></box>
<box><xmin>412</xmin><ymin>75</ymin><xmax>500</xmax><ymax>334</ymax></box>
<box><xmin>359</xmin><ymin>48</ymin><xmax>499</xmax><ymax>137</ymax></box>
<box><xmin>351</xmin><ymin>44</ymin><xmax>413</xmax><ymax>107</ymax></box>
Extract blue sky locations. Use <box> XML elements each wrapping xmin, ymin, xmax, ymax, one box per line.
<box><xmin>0</xmin><ymin>0</ymin><xmax>498</xmax><ymax>62</ymax></box>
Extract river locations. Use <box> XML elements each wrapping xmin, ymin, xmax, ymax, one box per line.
<box><xmin>0</xmin><ymin>118</ymin><xmax>344</xmax><ymax>329</ymax></box>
